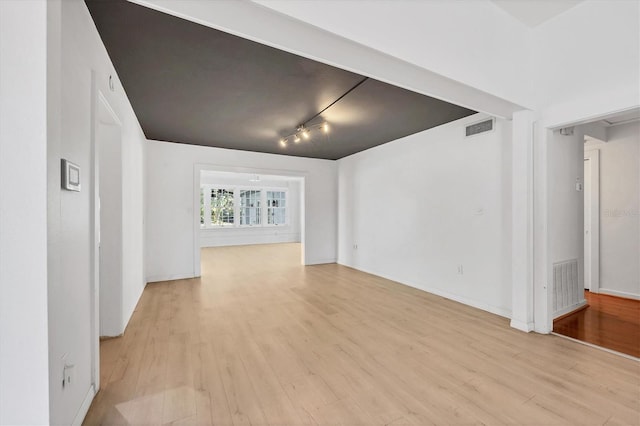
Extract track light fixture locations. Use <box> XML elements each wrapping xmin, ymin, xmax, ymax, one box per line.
<box><xmin>279</xmin><ymin>122</ymin><xmax>329</xmax><ymax>149</ymax></box>
<box><xmin>278</xmin><ymin>76</ymin><xmax>368</xmax><ymax>148</ymax></box>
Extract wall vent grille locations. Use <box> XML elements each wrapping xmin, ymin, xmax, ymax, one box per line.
<box><xmin>465</xmin><ymin>118</ymin><xmax>494</xmax><ymax>137</ymax></box>
<box><xmin>553</xmin><ymin>259</ymin><xmax>580</xmax><ymax>314</ymax></box>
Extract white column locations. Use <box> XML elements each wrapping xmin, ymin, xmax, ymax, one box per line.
<box><xmin>0</xmin><ymin>0</ymin><xmax>51</xmax><ymax>423</ymax></box>
<box><xmin>511</xmin><ymin>110</ymin><xmax>535</xmax><ymax>332</ymax></box>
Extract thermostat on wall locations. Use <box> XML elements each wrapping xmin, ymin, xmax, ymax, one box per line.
<box><xmin>61</xmin><ymin>159</ymin><xmax>81</xmax><ymax>192</ymax></box>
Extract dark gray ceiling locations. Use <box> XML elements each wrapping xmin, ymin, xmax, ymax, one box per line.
<box><xmin>85</xmin><ymin>0</ymin><xmax>476</xmax><ymax>160</ymax></box>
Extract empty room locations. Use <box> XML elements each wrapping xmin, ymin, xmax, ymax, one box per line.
<box><xmin>1</xmin><ymin>0</ymin><xmax>639</xmax><ymax>425</ymax></box>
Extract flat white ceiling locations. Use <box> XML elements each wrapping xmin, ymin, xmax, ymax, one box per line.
<box><xmin>491</xmin><ymin>0</ymin><xmax>583</xmax><ymax>27</ymax></box>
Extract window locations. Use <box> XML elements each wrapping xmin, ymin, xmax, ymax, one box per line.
<box><xmin>240</xmin><ymin>190</ymin><xmax>261</xmax><ymax>226</ymax></box>
<box><xmin>210</xmin><ymin>188</ymin><xmax>234</xmax><ymax>226</ymax></box>
<box><xmin>200</xmin><ymin>185</ymin><xmax>288</xmax><ymax>228</ymax></box>
<box><xmin>267</xmin><ymin>191</ymin><xmax>286</xmax><ymax>225</ymax></box>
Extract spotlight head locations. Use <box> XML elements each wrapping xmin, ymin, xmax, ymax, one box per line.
<box><xmin>279</xmin><ymin>139</ymin><xmax>287</xmax><ymax>148</ymax></box>
<box><xmin>323</xmin><ymin>122</ymin><xmax>329</xmax><ymax>133</ymax></box>
<box><xmin>293</xmin><ymin>134</ymin><xmax>301</xmax><ymax>143</ymax></box>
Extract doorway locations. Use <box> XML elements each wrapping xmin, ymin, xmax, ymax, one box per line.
<box><xmin>551</xmin><ymin>109</ymin><xmax>640</xmax><ymax>358</ymax></box>
<box><xmin>192</xmin><ymin>166</ymin><xmax>306</xmax><ymax>277</ymax></box>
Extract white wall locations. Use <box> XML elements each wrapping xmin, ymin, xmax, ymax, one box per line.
<box><xmin>199</xmin><ymin>175</ymin><xmax>302</xmax><ymax>248</ymax></box>
<box><xmin>146</xmin><ymin>141</ymin><xmax>337</xmax><ymax>282</ymax></box>
<box><xmin>338</xmin><ymin>114</ymin><xmax>513</xmax><ymax>317</ymax></box>
<box><xmin>547</xmin><ymin>128</ymin><xmax>586</xmax><ymax>317</ymax></box>
<box><xmin>0</xmin><ymin>1</ymin><xmax>51</xmax><ymax>423</ymax></box>
<box><xmin>533</xmin><ymin>0</ymin><xmax>640</xmax><ymax>127</ymax></box>
<box><xmin>46</xmin><ymin>0</ymin><xmax>146</xmax><ymax>423</ymax></box>
<box><xmin>585</xmin><ymin>122</ymin><xmax>640</xmax><ymax>299</ymax></box>
<box><xmin>548</xmin><ymin>129</ymin><xmax>585</xmax><ymax>271</ymax></box>
<box><xmin>120</xmin><ymin>86</ymin><xmax>146</xmax><ymax>336</ymax></box>
<box><xmin>98</xmin><ymin>121</ymin><xmax>123</xmax><ymax>337</ymax></box>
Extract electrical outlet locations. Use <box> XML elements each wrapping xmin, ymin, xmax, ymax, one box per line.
<box><xmin>457</xmin><ymin>265</ymin><xmax>464</xmax><ymax>275</ymax></box>
<box><xmin>61</xmin><ymin>354</ymin><xmax>74</xmax><ymax>390</ymax></box>
<box><xmin>353</xmin><ymin>243</ymin><xmax>358</xmax><ymax>250</ymax></box>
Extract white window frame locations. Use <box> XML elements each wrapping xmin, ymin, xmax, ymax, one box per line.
<box><xmin>200</xmin><ymin>184</ymin><xmax>288</xmax><ymax>229</ymax></box>
<box><xmin>239</xmin><ymin>188</ymin><xmax>262</xmax><ymax>227</ymax></box>
<box><xmin>266</xmin><ymin>189</ymin><xmax>288</xmax><ymax>226</ymax></box>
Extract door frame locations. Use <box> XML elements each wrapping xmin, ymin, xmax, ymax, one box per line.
<box><xmin>90</xmin><ymin>72</ymin><xmax>122</xmax><ymax>392</ymax></box>
<box><xmin>532</xmin><ymin>108</ymin><xmax>636</xmax><ymax>333</ymax></box>
<box><xmin>584</xmin><ymin>148</ymin><xmax>600</xmax><ymax>293</ymax></box>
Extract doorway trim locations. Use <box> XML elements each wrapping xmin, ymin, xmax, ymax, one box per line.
<box><xmin>90</xmin><ymin>72</ymin><xmax>122</xmax><ymax>393</ymax></box>
<box><xmin>584</xmin><ymin>149</ymin><xmax>600</xmax><ymax>293</ymax></box>
<box><xmin>192</xmin><ymin>163</ymin><xmax>307</xmax><ymax>277</ymax></box>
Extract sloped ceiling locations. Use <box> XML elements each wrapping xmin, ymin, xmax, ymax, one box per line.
<box><xmin>86</xmin><ymin>0</ymin><xmax>476</xmax><ymax>160</ymax></box>
<box><xmin>491</xmin><ymin>0</ymin><xmax>583</xmax><ymax>28</ymax></box>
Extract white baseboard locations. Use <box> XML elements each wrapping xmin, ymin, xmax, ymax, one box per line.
<box><xmin>339</xmin><ymin>262</ymin><xmax>512</xmax><ymax>319</ymax></box>
<box><xmin>553</xmin><ymin>300</ymin><xmax>588</xmax><ymax>319</ymax></box>
<box><xmin>597</xmin><ymin>288</ymin><xmax>640</xmax><ymax>300</ymax></box>
<box><xmin>72</xmin><ymin>384</ymin><xmax>96</xmax><ymax>426</ymax></box>
<box><xmin>305</xmin><ymin>258</ymin><xmax>337</xmax><ymax>266</ymax></box>
<box><xmin>146</xmin><ymin>272</ymin><xmax>196</xmax><ymax>283</ymax></box>
<box><xmin>534</xmin><ymin>323</ymin><xmax>553</xmax><ymax>334</ymax></box>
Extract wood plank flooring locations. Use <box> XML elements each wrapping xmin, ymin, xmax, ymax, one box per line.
<box><xmin>84</xmin><ymin>243</ymin><xmax>640</xmax><ymax>425</ymax></box>
<box><xmin>554</xmin><ymin>290</ymin><xmax>640</xmax><ymax>358</ymax></box>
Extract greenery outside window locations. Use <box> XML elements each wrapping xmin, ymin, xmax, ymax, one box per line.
<box><xmin>210</xmin><ymin>188</ymin><xmax>234</xmax><ymax>226</ymax></box>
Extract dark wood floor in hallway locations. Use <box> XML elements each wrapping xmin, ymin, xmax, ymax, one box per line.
<box><xmin>84</xmin><ymin>243</ymin><xmax>639</xmax><ymax>425</ymax></box>
<box><xmin>554</xmin><ymin>290</ymin><xmax>640</xmax><ymax>358</ymax></box>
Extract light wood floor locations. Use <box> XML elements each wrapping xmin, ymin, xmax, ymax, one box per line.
<box><xmin>554</xmin><ymin>290</ymin><xmax>640</xmax><ymax>358</ymax></box>
<box><xmin>84</xmin><ymin>243</ymin><xmax>640</xmax><ymax>425</ymax></box>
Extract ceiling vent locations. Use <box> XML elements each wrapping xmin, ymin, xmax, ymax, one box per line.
<box><xmin>465</xmin><ymin>118</ymin><xmax>494</xmax><ymax>137</ymax></box>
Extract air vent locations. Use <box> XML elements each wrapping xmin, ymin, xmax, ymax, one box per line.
<box><xmin>465</xmin><ymin>118</ymin><xmax>494</xmax><ymax>137</ymax></box>
<box><xmin>553</xmin><ymin>259</ymin><xmax>580</xmax><ymax>316</ymax></box>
